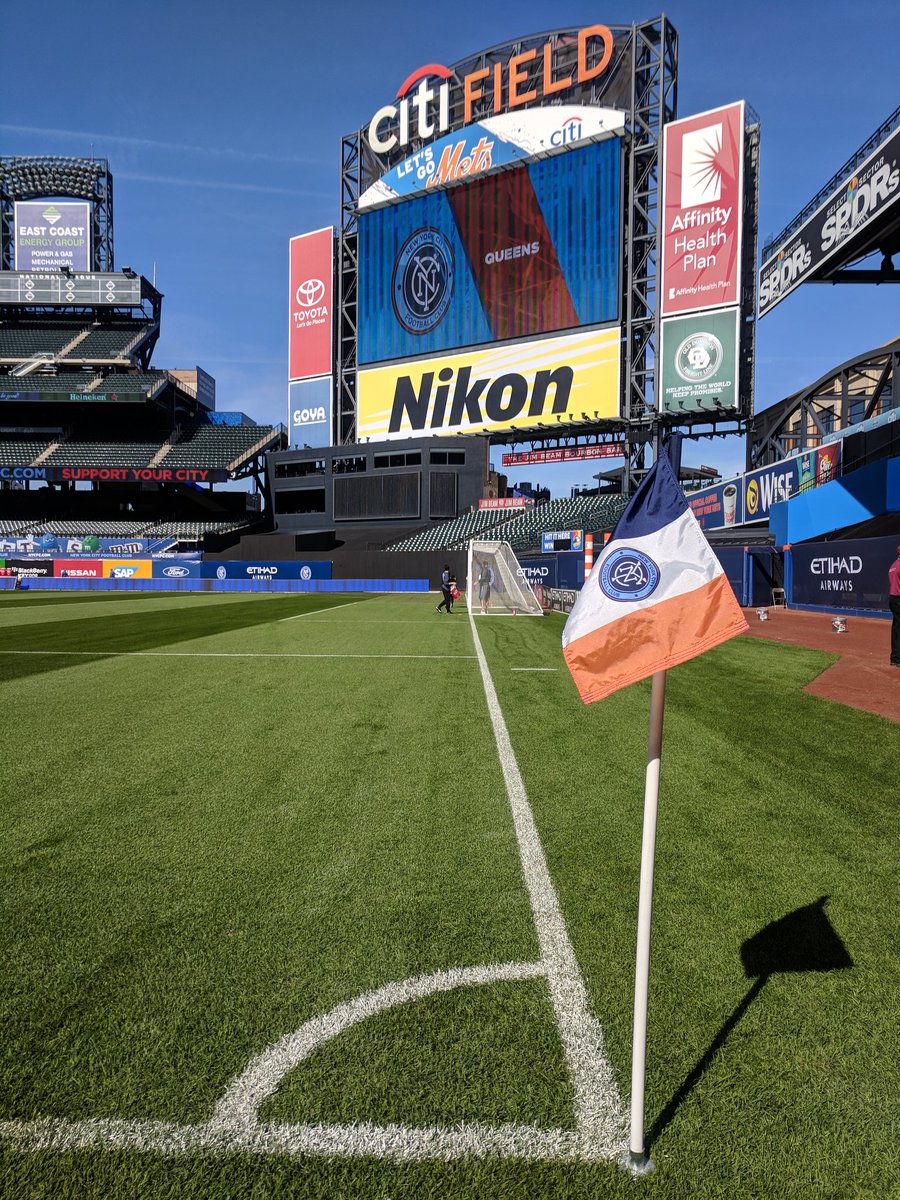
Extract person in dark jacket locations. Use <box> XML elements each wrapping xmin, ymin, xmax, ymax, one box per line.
<box><xmin>436</xmin><ymin>564</ymin><xmax>453</xmax><ymax>613</ymax></box>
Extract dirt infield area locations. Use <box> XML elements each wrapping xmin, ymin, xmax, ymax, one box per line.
<box><xmin>741</xmin><ymin>607</ymin><xmax>899</xmax><ymax>723</ymax></box>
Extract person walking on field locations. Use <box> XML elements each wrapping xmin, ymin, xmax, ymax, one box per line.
<box><xmin>478</xmin><ymin>558</ymin><xmax>494</xmax><ymax>615</ymax></box>
<box><xmin>889</xmin><ymin>545</ymin><xmax>900</xmax><ymax>666</ymax></box>
<box><xmin>436</xmin><ymin>563</ymin><xmax>453</xmax><ymax>614</ymax></box>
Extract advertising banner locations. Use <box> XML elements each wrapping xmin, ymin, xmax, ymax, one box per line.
<box><xmin>152</xmin><ymin>561</ymin><xmax>203</xmax><ymax>580</ymax></box>
<box><xmin>790</xmin><ymin>535</ymin><xmax>896</xmax><ymax>611</ymax></box>
<box><xmin>502</xmin><ymin>443</ymin><xmax>624</xmax><ymax>466</ymax></box>
<box><xmin>743</xmin><ymin>444</ymin><xmax>841</xmax><ymax>524</ymax></box>
<box><xmin>478</xmin><ymin>497</ymin><xmax>534</xmax><ymax>509</ymax></box>
<box><xmin>660</xmin><ymin>102</ymin><xmax>745</xmax><ymax>317</ymax></box>
<box><xmin>0</xmin><ymin>389</ymin><xmax>146</xmax><ymax>405</ymax></box>
<box><xmin>660</xmin><ymin>307</ymin><xmax>739</xmax><ymax>412</ymax></box>
<box><xmin>0</xmin><ymin>559</ymin><xmax>54</xmax><ymax>578</ymax></box>
<box><xmin>0</xmin><ymin>535</ymin><xmax>183</xmax><ymax>556</ymax></box>
<box><xmin>517</xmin><ymin>555</ymin><xmax>558</xmax><ymax>589</ymax></box>
<box><xmin>687</xmin><ymin>480</ymin><xmax>745</xmax><ymax>531</ymax></box>
<box><xmin>199</xmin><ymin>561</ymin><xmax>332</xmax><ymax>580</ymax></box>
<box><xmin>686</xmin><ymin>443</ymin><xmax>843</xmax><ymax>531</ymax></box>
<box><xmin>289</xmin><ymin>228</ymin><xmax>333</xmax><ymax>381</ymax></box>
<box><xmin>103</xmin><ymin>560</ymin><xmax>153</xmax><ymax>579</ymax></box>
<box><xmin>759</xmin><ymin>124</ymin><xmax>900</xmax><ymax>317</ymax></box>
<box><xmin>357</xmin><ymin>325</ymin><xmax>621</xmax><ymax>441</ymax></box>
<box><xmin>358</xmin><ymin>137</ymin><xmax>621</xmax><ymax>364</ymax></box>
<box><xmin>53</xmin><ymin>559</ymin><xmax>103</xmax><ymax>578</ymax></box>
<box><xmin>359</xmin><ymin>107</ymin><xmax>625</xmax><ymax>208</ymax></box>
<box><xmin>541</xmin><ymin>529</ymin><xmax>583</xmax><ymax>553</ymax></box>
<box><xmin>14</xmin><ymin>200</ymin><xmax>91</xmax><ymax>271</ymax></box>
<box><xmin>289</xmin><ymin>377</ymin><xmax>332</xmax><ymax>449</ymax></box>
<box><xmin>0</xmin><ymin>466</ymin><xmax>228</xmax><ymax>484</ymax></box>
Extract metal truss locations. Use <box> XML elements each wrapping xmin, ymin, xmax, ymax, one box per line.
<box><xmin>0</xmin><ymin>156</ymin><xmax>113</xmax><ymax>271</ymax></box>
<box><xmin>747</xmin><ymin>337</ymin><xmax>900</xmax><ymax>468</ymax></box>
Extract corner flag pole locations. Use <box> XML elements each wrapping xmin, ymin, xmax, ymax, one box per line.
<box><xmin>626</xmin><ymin>667</ymin><xmax>667</xmax><ymax>1174</ymax></box>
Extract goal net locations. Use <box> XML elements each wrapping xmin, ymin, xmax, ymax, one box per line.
<box><xmin>467</xmin><ymin>540</ymin><xmax>543</xmax><ymax>616</ymax></box>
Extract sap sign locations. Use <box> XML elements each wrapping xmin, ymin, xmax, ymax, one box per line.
<box><xmin>289</xmin><ymin>378</ymin><xmax>332</xmax><ymax>449</ymax></box>
<box><xmin>199</xmin><ymin>561</ymin><xmax>332</xmax><ymax>580</ymax></box>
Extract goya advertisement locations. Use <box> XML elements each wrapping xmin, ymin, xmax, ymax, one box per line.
<box><xmin>357</xmin><ymin>326</ymin><xmax>621</xmax><ymax>441</ymax></box>
<box><xmin>358</xmin><ymin>136</ymin><xmax>621</xmax><ymax>364</ymax></box>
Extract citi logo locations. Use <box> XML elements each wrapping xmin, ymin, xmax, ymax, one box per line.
<box><xmin>550</xmin><ymin>117</ymin><xmax>583</xmax><ymax>147</ymax></box>
<box><xmin>296</xmin><ymin>278</ymin><xmax>326</xmax><ymax>307</ymax></box>
<box><xmin>292</xmin><ymin>405</ymin><xmax>327</xmax><ymax>426</ymax></box>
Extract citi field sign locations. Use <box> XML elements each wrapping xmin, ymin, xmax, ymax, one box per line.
<box><xmin>366</xmin><ymin>25</ymin><xmax>617</xmax><ymax>157</ymax></box>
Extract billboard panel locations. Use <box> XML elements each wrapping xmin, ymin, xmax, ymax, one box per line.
<box><xmin>289</xmin><ymin>228</ymin><xmax>333</xmax><ymax>381</ymax></box>
<box><xmin>660</xmin><ymin>307</ymin><xmax>739</xmax><ymax>413</ymax></box>
<box><xmin>541</xmin><ymin>529</ymin><xmax>584</xmax><ymax>552</ymax></box>
<box><xmin>502</xmin><ymin>443</ymin><xmax>624</xmax><ymax>466</ymax></box>
<box><xmin>0</xmin><ymin>272</ymin><xmax>141</xmax><ymax>306</ymax></box>
<box><xmin>14</xmin><ymin>201</ymin><xmax>91</xmax><ymax>271</ymax></box>
<box><xmin>358</xmin><ymin>137</ymin><xmax>621</xmax><ymax>364</ymax></box>
<box><xmin>357</xmin><ymin>325</ymin><xmax>620</xmax><ymax>441</ymax></box>
<box><xmin>660</xmin><ymin>102</ymin><xmax>745</xmax><ymax>317</ymax></box>
<box><xmin>359</xmin><ymin>107</ymin><xmax>625</xmax><ymax>208</ymax></box>
<box><xmin>758</xmin><ymin>123</ymin><xmax>900</xmax><ymax>316</ymax></box>
<box><xmin>103</xmin><ymin>560</ymin><xmax>153</xmax><ymax>579</ymax></box>
<box><xmin>289</xmin><ymin>377</ymin><xmax>333</xmax><ymax>449</ymax></box>
<box><xmin>790</xmin><ymin>536</ymin><xmax>896</xmax><ymax>611</ymax></box>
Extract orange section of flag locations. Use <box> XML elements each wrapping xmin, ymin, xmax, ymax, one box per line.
<box><xmin>563</xmin><ymin>574</ymin><xmax>748</xmax><ymax>704</ymax></box>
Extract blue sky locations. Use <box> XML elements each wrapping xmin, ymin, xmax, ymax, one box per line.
<box><xmin>2</xmin><ymin>0</ymin><xmax>897</xmax><ymax>495</ymax></box>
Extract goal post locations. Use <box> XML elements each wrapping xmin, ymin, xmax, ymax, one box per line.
<box><xmin>467</xmin><ymin>540</ymin><xmax>544</xmax><ymax>616</ymax></box>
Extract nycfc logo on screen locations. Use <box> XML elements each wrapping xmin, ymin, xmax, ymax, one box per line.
<box><xmin>599</xmin><ymin>548</ymin><xmax>660</xmax><ymax>602</ymax></box>
<box><xmin>675</xmin><ymin>332</ymin><xmax>723</xmax><ymax>383</ymax></box>
<box><xmin>392</xmin><ymin>228</ymin><xmax>454</xmax><ymax>334</ymax></box>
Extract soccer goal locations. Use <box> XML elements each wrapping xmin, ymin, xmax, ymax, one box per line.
<box><xmin>467</xmin><ymin>540</ymin><xmax>543</xmax><ymax>616</ymax></box>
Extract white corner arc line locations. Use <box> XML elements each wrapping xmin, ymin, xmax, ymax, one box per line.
<box><xmin>211</xmin><ymin>961</ymin><xmax>545</xmax><ymax>1130</ymax></box>
<box><xmin>467</xmin><ymin>611</ymin><xmax>627</xmax><ymax>1154</ymax></box>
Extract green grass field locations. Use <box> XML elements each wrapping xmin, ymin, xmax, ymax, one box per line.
<box><xmin>1</xmin><ymin>590</ymin><xmax>896</xmax><ymax>1199</ymax></box>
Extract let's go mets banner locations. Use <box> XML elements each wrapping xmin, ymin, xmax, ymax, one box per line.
<box><xmin>357</xmin><ymin>326</ymin><xmax>621</xmax><ymax>441</ymax></box>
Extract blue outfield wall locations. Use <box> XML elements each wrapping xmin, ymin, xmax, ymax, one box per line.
<box><xmin>786</xmin><ymin>535</ymin><xmax>895</xmax><ymax>616</ymax></box>
<box><xmin>770</xmin><ymin>457</ymin><xmax>900</xmax><ymax>546</ymax></box>
<box><xmin>19</xmin><ymin>578</ymin><xmax>428</xmax><ymax>594</ymax></box>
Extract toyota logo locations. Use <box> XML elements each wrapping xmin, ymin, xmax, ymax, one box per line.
<box><xmin>296</xmin><ymin>278</ymin><xmax>326</xmax><ymax>307</ymax></box>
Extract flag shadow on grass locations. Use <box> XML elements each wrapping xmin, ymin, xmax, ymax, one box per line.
<box><xmin>646</xmin><ymin>896</ymin><xmax>853</xmax><ymax>1151</ymax></box>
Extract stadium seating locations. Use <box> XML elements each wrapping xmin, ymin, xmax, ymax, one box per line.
<box><xmin>384</xmin><ymin>495</ymin><xmax>627</xmax><ymax>554</ymax></box>
<box><xmin>61</xmin><ymin>326</ymin><xmax>145</xmax><ymax>361</ymax></box>
<box><xmin>44</xmin><ymin>441</ymin><xmax>163</xmax><ymax>467</ymax></box>
<box><xmin>15</xmin><ymin>372</ymin><xmax>102</xmax><ymax>392</ymax></box>
<box><xmin>0</xmin><ymin>439</ymin><xmax>52</xmax><ymax>465</ymax></box>
<box><xmin>24</xmin><ymin>520</ymin><xmax>157</xmax><ymax>537</ymax></box>
<box><xmin>162</xmin><ymin>423</ymin><xmax>280</xmax><ymax>469</ymax></box>
<box><xmin>0</xmin><ymin>325</ymin><xmax>84</xmax><ymax>358</ymax></box>
<box><xmin>141</xmin><ymin>519</ymin><xmax>252</xmax><ymax>539</ymax></box>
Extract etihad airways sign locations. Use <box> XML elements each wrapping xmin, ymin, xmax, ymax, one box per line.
<box><xmin>356</xmin><ymin>326</ymin><xmax>621</xmax><ymax>441</ymax></box>
<box><xmin>366</xmin><ymin>25</ymin><xmax>617</xmax><ymax>157</ymax></box>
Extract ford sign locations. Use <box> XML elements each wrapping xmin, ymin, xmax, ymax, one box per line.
<box><xmin>163</xmin><ymin>565</ymin><xmax>190</xmax><ymax>578</ymax></box>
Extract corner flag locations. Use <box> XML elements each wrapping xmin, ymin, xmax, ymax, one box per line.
<box><xmin>562</xmin><ymin>451</ymin><xmax>748</xmax><ymax>703</ymax></box>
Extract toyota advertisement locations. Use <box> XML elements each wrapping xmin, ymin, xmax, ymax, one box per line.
<box><xmin>289</xmin><ymin>228</ymin><xmax>334</xmax><ymax>381</ymax></box>
<box><xmin>660</xmin><ymin>102</ymin><xmax>745</xmax><ymax>317</ymax></box>
<box><xmin>358</xmin><ymin>136</ymin><xmax>622</xmax><ymax>364</ymax></box>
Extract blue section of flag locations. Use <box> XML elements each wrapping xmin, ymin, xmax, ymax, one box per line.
<box><xmin>609</xmin><ymin>450</ymin><xmax>688</xmax><ymax>542</ymax></box>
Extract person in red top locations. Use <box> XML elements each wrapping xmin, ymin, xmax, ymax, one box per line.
<box><xmin>889</xmin><ymin>546</ymin><xmax>900</xmax><ymax>666</ymax></box>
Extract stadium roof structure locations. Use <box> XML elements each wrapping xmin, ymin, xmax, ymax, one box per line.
<box><xmin>759</xmin><ymin>106</ymin><xmax>900</xmax><ymax>314</ymax></box>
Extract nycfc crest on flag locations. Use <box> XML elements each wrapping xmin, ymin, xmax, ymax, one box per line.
<box><xmin>562</xmin><ymin>452</ymin><xmax>748</xmax><ymax>703</ymax></box>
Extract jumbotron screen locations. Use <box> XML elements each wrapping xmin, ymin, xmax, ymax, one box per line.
<box><xmin>357</xmin><ymin>136</ymin><xmax>621</xmax><ymax>365</ymax></box>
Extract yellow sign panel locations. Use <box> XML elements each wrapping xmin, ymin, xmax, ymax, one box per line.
<box><xmin>357</xmin><ymin>326</ymin><xmax>621</xmax><ymax>441</ymax></box>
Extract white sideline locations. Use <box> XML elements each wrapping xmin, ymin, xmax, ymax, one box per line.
<box><xmin>467</xmin><ymin>611</ymin><xmax>627</xmax><ymax>1153</ymax></box>
<box><xmin>280</xmin><ymin>602</ymin><xmax>362</xmax><ymax>622</ymax></box>
<box><xmin>0</xmin><ymin>650</ymin><xmax>476</xmax><ymax>661</ymax></box>
<box><xmin>511</xmin><ymin>668</ymin><xmax>559</xmax><ymax>672</ymax></box>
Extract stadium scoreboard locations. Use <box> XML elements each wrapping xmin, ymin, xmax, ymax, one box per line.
<box><xmin>0</xmin><ymin>272</ymin><xmax>142</xmax><ymax>306</ymax></box>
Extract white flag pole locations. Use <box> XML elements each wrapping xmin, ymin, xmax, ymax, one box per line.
<box><xmin>625</xmin><ymin>667</ymin><xmax>667</xmax><ymax>1174</ymax></box>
